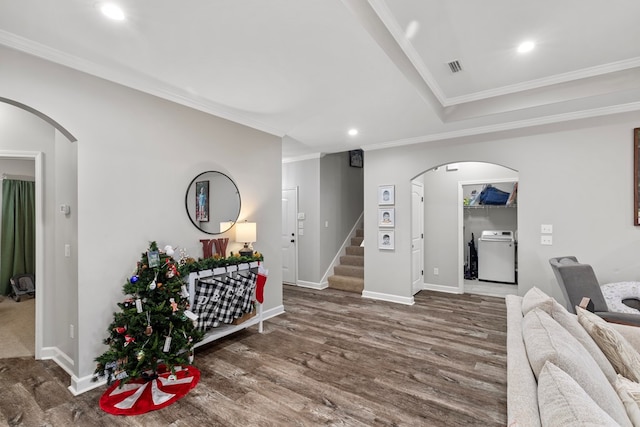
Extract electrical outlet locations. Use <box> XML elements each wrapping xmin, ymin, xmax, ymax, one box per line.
<box><xmin>541</xmin><ymin>235</ymin><xmax>553</xmax><ymax>245</ymax></box>
<box><xmin>541</xmin><ymin>224</ymin><xmax>553</xmax><ymax>234</ymax></box>
<box><xmin>433</xmin><ymin>267</ymin><xmax>439</xmax><ymax>275</ymax></box>
<box><xmin>69</xmin><ymin>324</ymin><xmax>74</xmax><ymax>339</ymax></box>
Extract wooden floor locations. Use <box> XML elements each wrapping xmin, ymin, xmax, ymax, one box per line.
<box><xmin>0</xmin><ymin>285</ymin><xmax>507</xmax><ymax>426</ymax></box>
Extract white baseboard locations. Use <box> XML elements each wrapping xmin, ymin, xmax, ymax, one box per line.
<box><xmin>69</xmin><ymin>373</ymin><xmax>106</xmax><ymax>396</ymax></box>
<box><xmin>422</xmin><ymin>283</ymin><xmax>464</xmax><ymax>294</ymax></box>
<box><xmin>295</xmin><ymin>280</ymin><xmax>328</xmax><ymax>290</ymax></box>
<box><xmin>362</xmin><ymin>290</ymin><xmax>414</xmax><ymax>305</ymax></box>
<box><xmin>262</xmin><ymin>304</ymin><xmax>285</xmax><ymax>319</ymax></box>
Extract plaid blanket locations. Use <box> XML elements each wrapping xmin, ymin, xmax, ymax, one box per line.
<box><xmin>193</xmin><ymin>272</ymin><xmax>257</xmax><ymax>331</ymax></box>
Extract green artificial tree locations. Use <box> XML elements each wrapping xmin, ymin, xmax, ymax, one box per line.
<box><xmin>94</xmin><ymin>242</ymin><xmax>203</xmax><ymax>386</ymax></box>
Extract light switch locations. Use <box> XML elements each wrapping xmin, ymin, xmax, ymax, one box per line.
<box><xmin>298</xmin><ymin>221</ymin><xmax>304</xmax><ymax>229</ymax></box>
<box><xmin>541</xmin><ymin>236</ymin><xmax>553</xmax><ymax>245</ymax></box>
<box><xmin>541</xmin><ymin>224</ymin><xmax>553</xmax><ymax>234</ymax></box>
<box><xmin>297</xmin><ymin>213</ymin><xmax>305</xmax><ymax>220</ymax></box>
<box><xmin>64</xmin><ymin>244</ymin><xmax>71</xmax><ymax>257</ymax></box>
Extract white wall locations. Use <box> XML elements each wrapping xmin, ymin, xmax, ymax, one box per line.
<box><xmin>0</xmin><ymin>46</ymin><xmax>283</xmax><ymax>390</ymax></box>
<box><xmin>282</xmin><ymin>158</ymin><xmax>321</xmax><ymax>282</ymax></box>
<box><xmin>364</xmin><ymin>111</ymin><xmax>640</xmax><ymax>306</ymax></box>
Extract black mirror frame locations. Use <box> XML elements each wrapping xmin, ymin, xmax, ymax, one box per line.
<box><xmin>185</xmin><ymin>171</ymin><xmax>241</xmax><ymax>235</ymax></box>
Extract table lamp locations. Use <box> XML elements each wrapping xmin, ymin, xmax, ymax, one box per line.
<box><xmin>236</xmin><ymin>221</ymin><xmax>256</xmax><ymax>257</ymax></box>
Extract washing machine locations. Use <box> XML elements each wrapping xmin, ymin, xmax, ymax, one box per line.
<box><xmin>478</xmin><ymin>230</ymin><xmax>516</xmax><ymax>283</ymax></box>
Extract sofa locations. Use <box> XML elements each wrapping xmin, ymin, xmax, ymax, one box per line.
<box><xmin>506</xmin><ymin>287</ymin><xmax>640</xmax><ymax>426</ymax></box>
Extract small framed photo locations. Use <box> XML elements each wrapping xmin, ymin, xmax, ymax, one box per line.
<box><xmin>378</xmin><ymin>207</ymin><xmax>395</xmax><ymax>227</ymax></box>
<box><xmin>349</xmin><ymin>149</ymin><xmax>363</xmax><ymax>168</ymax></box>
<box><xmin>147</xmin><ymin>250</ymin><xmax>160</xmax><ymax>268</ymax></box>
<box><xmin>195</xmin><ymin>180</ymin><xmax>209</xmax><ymax>222</ymax></box>
<box><xmin>378</xmin><ymin>185</ymin><xmax>395</xmax><ymax>205</ymax></box>
<box><xmin>378</xmin><ymin>230</ymin><xmax>395</xmax><ymax>250</ymax></box>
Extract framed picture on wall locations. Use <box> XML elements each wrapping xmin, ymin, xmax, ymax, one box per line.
<box><xmin>378</xmin><ymin>185</ymin><xmax>394</xmax><ymax>205</ymax></box>
<box><xmin>378</xmin><ymin>207</ymin><xmax>395</xmax><ymax>227</ymax></box>
<box><xmin>349</xmin><ymin>149</ymin><xmax>363</xmax><ymax>168</ymax></box>
<box><xmin>378</xmin><ymin>230</ymin><xmax>395</xmax><ymax>250</ymax></box>
<box><xmin>195</xmin><ymin>180</ymin><xmax>209</xmax><ymax>222</ymax></box>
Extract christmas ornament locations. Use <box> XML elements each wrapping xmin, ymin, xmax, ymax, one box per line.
<box><xmin>145</xmin><ymin>312</ymin><xmax>153</xmax><ymax>336</ymax></box>
<box><xmin>149</xmin><ymin>272</ymin><xmax>158</xmax><ymax>290</ymax></box>
<box><xmin>123</xmin><ymin>299</ymin><xmax>133</xmax><ymax>309</ymax></box>
<box><xmin>164</xmin><ymin>245</ymin><xmax>175</xmax><ymax>256</ymax></box>
<box><xmin>130</xmin><ymin>275</ymin><xmax>139</xmax><ymax>284</ymax></box>
<box><xmin>124</xmin><ymin>335</ymin><xmax>135</xmax><ymax>346</ymax></box>
<box><xmin>170</xmin><ymin>298</ymin><xmax>178</xmax><ymax>312</ymax></box>
<box><xmin>114</xmin><ymin>326</ymin><xmax>127</xmax><ymax>334</ymax></box>
<box><xmin>136</xmin><ymin>350</ymin><xmax>145</xmax><ymax>361</ymax></box>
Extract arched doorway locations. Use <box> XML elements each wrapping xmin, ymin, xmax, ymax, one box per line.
<box><xmin>0</xmin><ymin>99</ymin><xmax>77</xmax><ymax>361</ymax></box>
<box><xmin>412</xmin><ymin>161</ymin><xmax>519</xmax><ymax>297</ymax></box>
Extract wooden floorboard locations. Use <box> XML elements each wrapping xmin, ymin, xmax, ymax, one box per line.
<box><xmin>0</xmin><ymin>285</ymin><xmax>507</xmax><ymax>426</ymax></box>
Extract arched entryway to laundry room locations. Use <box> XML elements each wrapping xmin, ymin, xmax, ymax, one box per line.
<box><xmin>0</xmin><ymin>97</ymin><xmax>78</xmax><ymax>363</ymax></box>
<box><xmin>411</xmin><ymin>161</ymin><xmax>519</xmax><ymax>298</ymax></box>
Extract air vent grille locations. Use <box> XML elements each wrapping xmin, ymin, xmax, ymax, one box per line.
<box><xmin>447</xmin><ymin>60</ymin><xmax>462</xmax><ymax>73</ymax></box>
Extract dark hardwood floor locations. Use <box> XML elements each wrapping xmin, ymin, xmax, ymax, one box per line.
<box><xmin>0</xmin><ymin>285</ymin><xmax>507</xmax><ymax>426</ymax></box>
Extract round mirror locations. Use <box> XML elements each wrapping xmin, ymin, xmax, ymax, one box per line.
<box><xmin>185</xmin><ymin>171</ymin><xmax>241</xmax><ymax>235</ymax></box>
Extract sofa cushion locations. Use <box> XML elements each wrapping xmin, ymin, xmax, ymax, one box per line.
<box><xmin>614</xmin><ymin>375</ymin><xmax>640</xmax><ymax>426</ymax></box>
<box><xmin>522</xmin><ymin>286</ymin><xmax>617</xmax><ymax>383</ymax></box>
<box><xmin>577</xmin><ymin>306</ymin><xmax>640</xmax><ymax>382</ymax></box>
<box><xmin>538</xmin><ymin>361</ymin><xmax>620</xmax><ymax>427</ymax></box>
<box><xmin>522</xmin><ymin>286</ymin><xmax>554</xmax><ymax>315</ymax></box>
<box><xmin>505</xmin><ymin>295</ymin><xmax>541</xmax><ymax>427</ymax></box>
<box><xmin>523</xmin><ymin>308</ymin><xmax>631</xmax><ymax>426</ymax></box>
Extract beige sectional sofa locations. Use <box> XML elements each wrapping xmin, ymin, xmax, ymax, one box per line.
<box><xmin>506</xmin><ymin>288</ymin><xmax>640</xmax><ymax>426</ymax></box>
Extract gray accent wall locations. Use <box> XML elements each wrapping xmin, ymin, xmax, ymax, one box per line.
<box><xmin>364</xmin><ymin>111</ymin><xmax>640</xmax><ymax>306</ymax></box>
<box><xmin>283</xmin><ymin>151</ymin><xmax>363</xmax><ymax>284</ymax></box>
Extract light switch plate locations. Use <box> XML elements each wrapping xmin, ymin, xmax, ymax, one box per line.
<box><xmin>297</xmin><ymin>213</ymin><xmax>305</xmax><ymax>220</ymax></box>
<box><xmin>541</xmin><ymin>224</ymin><xmax>553</xmax><ymax>234</ymax></box>
<box><xmin>541</xmin><ymin>235</ymin><xmax>553</xmax><ymax>245</ymax></box>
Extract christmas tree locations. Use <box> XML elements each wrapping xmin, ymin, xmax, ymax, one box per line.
<box><xmin>94</xmin><ymin>242</ymin><xmax>204</xmax><ymax>386</ymax></box>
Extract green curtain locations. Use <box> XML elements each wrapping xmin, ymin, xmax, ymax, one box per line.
<box><xmin>0</xmin><ymin>179</ymin><xmax>35</xmax><ymax>295</ymax></box>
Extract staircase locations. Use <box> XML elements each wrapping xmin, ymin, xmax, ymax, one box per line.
<box><xmin>327</xmin><ymin>228</ymin><xmax>364</xmax><ymax>293</ymax></box>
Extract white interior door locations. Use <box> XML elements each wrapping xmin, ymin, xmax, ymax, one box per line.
<box><xmin>282</xmin><ymin>188</ymin><xmax>298</xmax><ymax>285</ymax></box>
<box><xmin>411</xmin><ymin>180</ymin><xmax>424</xmax><ymax>295</ymax></box>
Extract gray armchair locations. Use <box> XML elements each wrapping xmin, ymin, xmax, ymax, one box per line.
<box><xmin>549</xmin><ymin>256</ymin><xmax>640</xmax><ymax>326</ymax></box>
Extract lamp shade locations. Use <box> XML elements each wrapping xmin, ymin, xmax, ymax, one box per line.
<box><xmin>235</xmin><ymin>222</ymin><xmax>256</xmax><ymax>243</ymax></box>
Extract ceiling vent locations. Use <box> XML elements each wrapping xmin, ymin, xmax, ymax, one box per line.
<box><xmin>447</xmin><ymin>60</ymin><xmax>463</xmax><ymax>73</ymax></box>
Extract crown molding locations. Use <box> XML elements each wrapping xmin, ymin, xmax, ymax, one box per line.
<box><xmin>364</xmin><ymin>100</ymin><xmax>640</xmax><ymax>152</ymax></box>
<box><xmin>282</xmin><ymin>152</ymin><xmax>325</xmax><ymax>164</ymax></box>
<box><xmin>444</xmin><ymin>57</ymin><xmax>640</xmax><ymax>106</ymax></box>
<box><xmin>0</xmin><ymin>30</ymin><xmax>285</xmax><ymax>138</ymax></box>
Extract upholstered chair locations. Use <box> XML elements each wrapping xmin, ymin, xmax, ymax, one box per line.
<box><xmin>549</xmin><ymin>256</ymin><xmax>640</xmax><ymax>326</ymax></box>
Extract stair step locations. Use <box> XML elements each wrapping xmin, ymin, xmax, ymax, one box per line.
<box><xmin>346</xmin><ymin>246</ymin><xmax>364</xmax><ymax>256</ymax></box>
<box><xmin>356</xmin><ymin>228</ymin><xmax>364</xmax><ymax>238</ymax></box>
<box><xmin>340</xmin><ymin>255</ymin><xmax>364</xmax><ymax>267</ymax></box>
<box><xmin>350</xmin><ymin>236</ymin><xmax>364</xmax><ymax>246</ymax></box>
<box><xmin>334</xmin><ymin>264</ymin><xmax>364</xmax><ymax>278</ymax></box>
<box><xmin>327</xmin><ymin>275</ymin><xmax>364</xmax><ymax>293</ymax></box>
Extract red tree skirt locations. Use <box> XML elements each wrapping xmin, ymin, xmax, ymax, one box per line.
<box><xmin>100</xmin><ymin>365</ymin><xmax>200</xmax><ymax>416</ymax></box>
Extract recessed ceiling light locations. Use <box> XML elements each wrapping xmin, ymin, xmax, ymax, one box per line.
<box><xmin>517</xmin><ymin>40</ymin><xmax>535</xmax><ymax>53</ymax></box>
<box><xmin>405</xmin><ymin>20</ymin><xmax>420</xmax><ymax>40</ymax></box>
<box><xmin>100</xmin><ymin>3</ymin><xmax>125</xmax><ymax>21</ymax></box>
<box><xmin>348</xmin><ymin>129</ymin><xmax>358</xmax><ymax>136</ymax></box>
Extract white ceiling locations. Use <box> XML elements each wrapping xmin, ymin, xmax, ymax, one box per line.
<box><xmin>1</xmin><ymin>0</ymin><xmax>639</xmax><ymax>160</ymax></box>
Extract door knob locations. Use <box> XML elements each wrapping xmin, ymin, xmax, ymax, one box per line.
<box><xmin>290</xmin><ymin>239</ymin><xmax>295</xmax><ymax>243</ymax></box>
